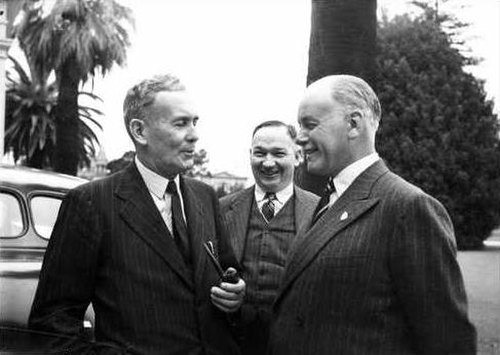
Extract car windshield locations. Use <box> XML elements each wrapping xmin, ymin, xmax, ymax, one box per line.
<box><xmin>30</xmin><ymin>196</ymin><xmax>63</xmax><ymax>240</ymax></box>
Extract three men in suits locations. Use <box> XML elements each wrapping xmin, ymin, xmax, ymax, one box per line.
<box><xmin>220</xmin><ymin>121</ymin><xmax>318</xmax><ymax>355</ymax></box>
<box><xmin>268</xmin><ymin>75</ymin><xmax>476</xmax><ymax>354</ymax></box>
<box><xmin>29</xmin><ymin>74</ymin><xmax>245</xmax><ymax>354</ymax></box>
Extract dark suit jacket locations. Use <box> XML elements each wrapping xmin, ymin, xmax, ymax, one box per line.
<box><xmin>29</xmin><ymin>163</ymin><xmax>241</xmax><ymax>355</ymax></box>
<box><xmin>219</xmin><ymin>185</ymin><xmax>319</xmax><ymax>263</ymax></box>
<box><xmin>269</xmin><ymin>160</ymin><xmax>476</xmax><ymax>355</ymax></box>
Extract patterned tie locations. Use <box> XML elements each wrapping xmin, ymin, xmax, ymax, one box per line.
<box><xmin>312</xmin><ymin>177</ymin><xmax>336</xmax><ymax>225</ymax></box>
<box><xmin>261</xmin><ymin>192</ymin><xmax>277</xmax><ymax>222</ymax></box>
<box><xmin>166</xmin><ymin>180</ymin><xmax>191</xmax><ymax>262</ymax></box>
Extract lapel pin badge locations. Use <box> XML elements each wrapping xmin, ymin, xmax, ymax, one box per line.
<box><xmin>340</xmin><ymin>211</ymin><xmax>348</xmax><ymax>221</ymax></box>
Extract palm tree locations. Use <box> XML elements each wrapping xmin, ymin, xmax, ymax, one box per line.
<box><xmin>14</xmin><ymin>0</ymin><xmax>133</xmax><ymax>175</ymax></box>
<box><xmin>296</xmin><ymin>0</ymin><xmax>377</xmax><ymax>194</ymax></box>
<box><xmin>5</xmin><ymin>56</ymin><xmax>57</xmax><ymax>169</ymax></box>
<box><xmin>5</xmin><ymin>56</ymin><xmax>104</xmax><ymax>169</ymax></box>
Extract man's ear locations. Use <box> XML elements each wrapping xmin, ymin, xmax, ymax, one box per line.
<box><xmin>129</xmin><ymin>119</ymin><xmax>147</xmax><ymax>145</ymax></box>
<box><xmin>347</xmin><ymin>111</ymin><xmax>363</xmax><ymax>138</ymax></box>
<box><xmin>294</xmin><ymin>147</ymin><xmax>303</xmax><ymax>166</ymax></box>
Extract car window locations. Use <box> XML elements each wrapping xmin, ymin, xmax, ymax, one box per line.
<box><xmin>0</xmin><ymin>192</ymin><xmax>25</xmax><ymax>237</ymax></box>
<box><xmin>30</xmin><ymin>196</ymin><xmax>63</xmax><ymax>240</ymax></box>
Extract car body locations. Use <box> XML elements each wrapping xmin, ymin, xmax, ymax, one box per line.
<box><xmin>0</xmin><ymin>164</ymin><xmax>94</xmax><ymax>350</ymax></box>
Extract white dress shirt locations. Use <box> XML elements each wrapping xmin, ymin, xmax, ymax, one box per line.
<box><xmin>254</xmin><ymin>182</ymin><xmax>294</xmax><ymax>218</ymax></box>
<box><xmin>135</xmin><ymin>157</ymin><xmax>186</xmax><ymax>235</ymax></box>
<box><xmin>328</xmin><ymin>153</ymin><xmax>380</xmax><ymax>207</ymax></box>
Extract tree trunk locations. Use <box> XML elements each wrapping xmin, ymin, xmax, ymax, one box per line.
<box><xmin>307</xmin><ymin>0</ymin><xmax>377</xmax><ymax>85</ymax></box>
<box><xmin>296</xmin><ymin>0</ymin><xmax>378</xmax><ymax>195</ymax></box>
<box><xmin>53</xmin><ymin>57</ymin><xmax>81</xmax><ymax>176</ymax></box>
<box><xmin>26</xmin><ymin>148</ymin><xmax>45</xmax><ymax>169</ymax></box>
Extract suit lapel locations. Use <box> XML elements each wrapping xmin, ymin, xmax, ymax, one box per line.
<box><xmin>293</xmin><ymin>186</ymin><xmax>319</xmax><ymax>238</ymax></box>
<box><xmin>115</xmin><ymin>163</ymin><xmax>193</xmax><ymax>289</ymax></box>
<box><xmin>224</xmin><ymin>187</ymin><xmax>254</xmax><ymax>262</ymax></box>
<box><xmin>277</xmin><ymin>161</ymin><xmax>388</xmax><ymax>303</ymax></box>
<box><xmin>288</xmin><ymin>187</ymin><xmax>320</xmax><ymax>256</ymax></box>
<box><xmin>180</xmin><ymin>177</ymin><xmax>211</xmax><ymax>287</ymax></box>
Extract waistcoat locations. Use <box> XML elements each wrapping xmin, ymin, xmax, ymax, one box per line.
<box><xmin>242</xmin><ymin>196</ymin><xmax>296</xmax><ymax>310</ymax></box>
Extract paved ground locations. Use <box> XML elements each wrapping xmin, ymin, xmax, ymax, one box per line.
<box><xmin>457</xmin><ymin>233</ymin><xmax>500</xmax><ymax>355</ymax></box>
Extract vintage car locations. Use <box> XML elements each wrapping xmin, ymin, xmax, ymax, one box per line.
<box><xmin>0</xmin><ymin>164</ymin><xmax>94</xmax><ymax>351</ymax></box>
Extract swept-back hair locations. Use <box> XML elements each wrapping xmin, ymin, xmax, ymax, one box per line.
<box><xmin>123</xmin><ymin>74</ymin><xmax>185</xmax><ymax>136</ymax></box>
<box><xmin>326</xmin><ymin>74</ymin><xmax>381</xmax><ymax>123</ymax></box>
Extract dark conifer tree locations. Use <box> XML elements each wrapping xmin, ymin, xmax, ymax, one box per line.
<box><xmin>375</xmin><ymin>8</ymin><xmax>500</xmax><ymax>248</ymax></box>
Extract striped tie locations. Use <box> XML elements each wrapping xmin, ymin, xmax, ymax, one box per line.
<box><xmin>261</xmin><ymin>192</ymin><xmax>277</xmax><ymax>222</ymax></box>
<box><xmin>312</xmin><ymin>177</ymin><xmax>335</xmax><ymax>225</ymax></box>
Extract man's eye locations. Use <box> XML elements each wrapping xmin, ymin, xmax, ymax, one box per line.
<box><xmin>302</xmin><ymin>122</ymin><xmax>317</xmax><ymax>130</ymax></box>
<box><xmin>274</xmin><ymin>152</ymin><xmax>286</xmax><ymax>158</ymax></box>
<box><xmin>253</xmin><ymin>152</ymin><xmax>265</xmax><ymax>157</ymax></box>
<box><xmin>175</xmin><ymin>119</ymin><xmax>188</xmax><ymax>127</ymax></box>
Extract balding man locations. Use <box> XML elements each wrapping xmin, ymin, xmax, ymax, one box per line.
<box><xmin>268</xmin><ymin>75</ymin><xmax>476</xmax><ymax>355</ymax></box>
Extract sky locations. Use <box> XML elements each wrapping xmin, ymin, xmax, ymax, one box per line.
<box><xmin>92</xmin><ymin>0</ymin><xmax>312</xmax><ymax>180</ymax></box>
<box><xmin>13</xmin><ymin>0</ymin><xmax>498</xmax><ymax>180</ymax></box>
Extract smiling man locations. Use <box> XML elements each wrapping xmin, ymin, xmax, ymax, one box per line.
<box><xmin>220</xmin><ymin>120</ymin><xmax>318</xmax><ymax>355</ymax></box>
<box><xmin>29</xmin><ymin>74</ymin><xmax>245</xmax><ymax>355</ymax></box>
<box><xmin>268</xmin><ymin>75</ymin><xmax>476</xmax><ymax>355</ymax></box>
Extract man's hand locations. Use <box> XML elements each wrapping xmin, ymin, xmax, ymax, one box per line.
<box><xmin>210</xmin><ymin>268</ymin><xmax>246</xmax><ymax>313</ymax></box>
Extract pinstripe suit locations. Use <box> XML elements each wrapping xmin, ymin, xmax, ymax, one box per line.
<box><xmin>269</xmin><ymin>160</ymin><xmax>476</xmax><ymax>355</ymax></box>
<box><xmin>29</xmin><ymin>163</ymin><xmax>241</xmax><ymax>355</ymax></box>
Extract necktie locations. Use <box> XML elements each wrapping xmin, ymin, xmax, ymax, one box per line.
<box><xmin>166</xmin><ymin>180</ymin><xmax>190</xmax><ymax>262</ymax></box>
<box><xmin>312</xmin><ymin>177</ymin><xmax>336</xmax><ymax>225</ymax></box>
<box><xmin>261</xmin><ymin>192</ymin><xmax>277</xmax><ymax>222</ymax></box>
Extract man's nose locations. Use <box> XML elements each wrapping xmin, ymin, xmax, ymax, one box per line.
<box><xmin>262</xmin><ymin>156</ymin><xmax>276</xmax><ymax>167</ymax></box>
<box><xmin>296</xmin><ymin>129</ymin><xmax>308</xmax><ymax>146</ymax></box>
<box><xmin>187</xmin><ymin>124</ymin><xmax>199</xmax><ymax>142</ymax></box>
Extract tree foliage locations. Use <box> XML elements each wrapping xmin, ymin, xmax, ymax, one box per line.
<box><xmin>374</xmin><ymin>8</ymin><xmax>500</xmax><ymax>249</ymax></box>
<box><xmin>184</xmin><ymin>149</ymin><xmax>210</xmax><ymax>177</ymax></box>
<box><xmin>12</xmin><ymin>0</ymin><xmax>134</xmax><ymax>175</ymax></box>
<box><xmin>5</xmin><ymin>56</ymin><xmax>57</xmax><ymax>168</ymax></box>
<box><xmin>5</xmin><ymin>56</ymin><xmax>103</xmax><ymax>169</ymax></box>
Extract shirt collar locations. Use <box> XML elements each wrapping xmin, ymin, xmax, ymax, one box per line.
<box><xmin>254</xmin><ymin>182</ymin><xmax>294</xmax><ymax>205</ymax></box>
<box><xmin>135</xmin><ymin>156</ymin><xmax>179</xmax><ymax>199</ymax></box>
<box><xmin>333</xmin><ymin>153</ymin><xmax>380</xmax><ymax>197</ymax></box>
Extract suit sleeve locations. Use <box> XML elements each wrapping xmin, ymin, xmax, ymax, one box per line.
<box><xmin>389</xmin><ymin>193</ymin><xmax>476</xmax><ymax>354</ymax></box>
<box><xmin>28</xmin><ymin>187</ymin><xmax>116</xmax><ymax>353</ymax></box>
